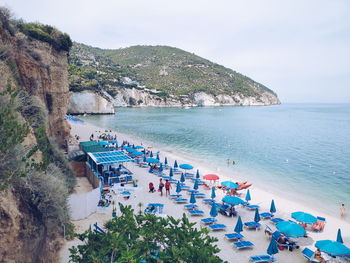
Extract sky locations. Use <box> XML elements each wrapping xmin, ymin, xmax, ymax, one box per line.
<box><xmin>1</xmin><ymin>0</ymin><xmax>350</xmax><ymax>103</ymax></box>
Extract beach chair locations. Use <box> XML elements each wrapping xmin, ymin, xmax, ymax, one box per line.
<box><xmin>234</xmin><ymin>241</ymin><xmax>254</xmax><ymax>249</ymax></box>
<box><xmin>169</xmin><ymin>194</ymin><xmax>182</xmax><ymax>199</ymax></box>
<box><xmin>184</xmin><ymin>204</ymin><xmax>198</xmax><ymax>210</ymax></box>
<box><xmin>311</xmin><ymin>217</ymin><xmax>326</xmax><ymax>232</ymax></box>
<box><xmin>208</xmin><ymin>224</ymin><xmax>227</xmax><ymax>231</ymax></box>
<box><xmin>270</xmin><ymin>218</ymin><xmax>284</xmax><ymax>224</ymax></box>
<box><xmin>194</xmin><ymin>193</ymin><xmax>206</xmax><ymax>198</ymax></box>
<box><xmin>203</xmin><ymin>198</ymin><xmax>215</xmax><ymax>204</ymax></box>
<box><xmin>188</xmin><ymin>209</ymin><xmax>204</xmax><ymax>216</ymax></box>
<box><xmin>174</xmin><ymin>198</ymin><xmax>188</xmax><ymax>204</ymax></box>
<box><xmin>250</xmin><ymin>255</ymin><xmax>276</xmax><ymax>262</ymax></box>
<box><xmin>201</xmin><ymin>217</ymin><xmax>218</xmax><ymax>225</ymax></box>
<box><xmin>244</xmin><ymin>222</ymin><xmax>261</xmax><ymax>230</ymax></box>
<box><xmin>302</xmin><ymin>248</ymin><xmax>320</xmax><ymax>262</ymax></box>
<box><xmin>260</xmin><ymin>212</ymin><xmax>274</xmax><ymax>219</ymax></box>
<box><xmin>225</xmin><ymin>233</ymin><xmax>244</xmax><ymax>241</ymax></box>
<box><xmin>203</xmin><ymin>183</ymin><xmax>211</xmax><ymax>190</ymax></box>
<box><xmin>246</xmin><ymin>205</ymin><xmax>260</xmax><ymax>210</ymax></box>
<box><xmin>180</xmin><ymin>186</ymin><xmax>190</xmax><ymax>190</ymax></box>
<box><xmin>187</xmin><ymin>189</ymin><xmax>199</xmax><ymax>194</ymax></box>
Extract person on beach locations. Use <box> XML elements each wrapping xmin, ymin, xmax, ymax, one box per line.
<box><xmin>165</xmin><ymin>180</ymin><xmax>171</xmax><ymax>196</ymax></box>
<box><xmin>149</xmin><ymin>182</ymin><xmax>155</xmax><ymax>193</ymax></box>
<box><xmin>158</xmin><ymin>179</ymin><xmax>164</xmax><ymax>196</ymax></box>
<box><xmin>314</xmin><ymin>249</ymin><xmax>325</xmax><ymax>263</ymax></box>
<box><xmin>340</xmin><ymin>204</ymin><xmax>346</xmax><ymax>217</ymax></box>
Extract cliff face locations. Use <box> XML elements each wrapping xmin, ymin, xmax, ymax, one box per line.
<box><xmin>68</xmin><ymin>90</ymin><xmax>115</xmax><ymax>114</ymax></box>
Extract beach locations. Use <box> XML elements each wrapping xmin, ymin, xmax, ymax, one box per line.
<box><xmin>60</xmin><ymin>120</ymin><xmax>350</xmax><ymax>263</ymax></box>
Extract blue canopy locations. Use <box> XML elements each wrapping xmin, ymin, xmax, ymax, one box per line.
<box><xmin>131</xmin><ymin>151</ymin><xmax>143</xmax><ymax>156</ymax></box>
<box><xmin>222</xmin><ymin>196</ymin><xmax>245</xmax><ymax>205</ymax></box>
<box><xmin>292</xmin><ymin>211</ymin><xmax>317</xmax><ymax>224</ymax></box>
<box><xmin>254</xmin><ymin>208</ymin><xmax>261</xmax><ymax>223</ymax></box>
<box><xmin>267</xmin><ymin>238</ymin><xmax>279</xmax><ymax>256</ymax></box>
<box><xmin>276</xmin><ymin>221</ymin><xmax>306</xmax><ymax>238</ymax></box>
<box><xmin>193</xmin><ymin>180</ymin><xmax>199</xmax><ymax>190</ymax></box>
<box><xmin>180</xmin><ymin>173</ymin><xmax>185</xmax><ymax>183</ymax></box>
<box><xmin>221</xmin><ymin>181</ymin><xmax>239</xmax><ymax>189</ymax></box>
<box><xmin>98</xmin><ymin>141</ymin><xmax>109</xmax><ymax>146</ymax></box>
<box><xmin>190</xmin><ymin>192</ymin><xmax>196</xmax><ymax>204</ymax></box>
<box><xmin>126</xmin><ymin>148</ymin><xmax>137</xmax><ymax>153</ymax></box>
<box><xmin>122</xmin><ymin>146</ymin><xmax>130</xmax><ymax>150</ymax></box>
<box><xmin>270</xmin><ymin>200</ymin><xmax>276</xmax><ymax>213</ymax></box>
<box><xmin>134</xmin><ymin>145</ymin><xmax>143</xmax><ymax>149</ymax></box>
<box><xmin>234</xmin><ymin>216</ymin><xmax>243</xmax><ymax>233</ymax></box>
<box><xmin>146</xmin><ymin>158</ymin><xmax>160</xmax><ymax>163</ymax></box>
<box><xmin>315</xmin><ymin>240</ymin><xmax>350</xmax><ymax>257</ymax></box>
<box><xmin>337</xmin><ymin>229</ymin><xmax>344</xmax><ymax>244</ymax></box>
<box><xmin>174</xmin><ymin>160</ymin><xmax>178</xmax><ymax>168</ymax></box>
<box><xmin>196</xmin><ymin>169</ymin><xmax>200</xmax><ymax>179</ymax></box>
<box><xmin>88</xmin><ymin>151</ymin><xmax>132</xmax><ymax>166</ymax></box>
<box><xmin>180</xmin><ymin>164</ymin><xmax>193</xmax><ymax>170</ymax></box>
<box><xmin>176</xmin><ymin>181</ymin><xmax>181</xmax><ymax>193</ymax></box>
<box><xmin>211</xmin><ymin>187</ymin><xmax>216</xmax><ymax>199</ymax></box>
<box><xmin>210</xmin><ymin>203</ymin><xmax>218</xmax><ymax>218</ymax></box>
<box><xmin>109</xmin><ymin>140</ymin><xmax>117</xmax><ymax>144</ymax></box>
<box><xmin>245</xmin><ymin>189</ymin><xmax>251</xmax><ymax>202</ymax></box>
<box><xmin>169</xmin><ymin>167</ymin><xmax>173</xmax><ymax>177</ymax></box>
<box><xmin>164</xmin><ymin>157</ymin><xmax>168</xmax><ymax>165</ymax></box>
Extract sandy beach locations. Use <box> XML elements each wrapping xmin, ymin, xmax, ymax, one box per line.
<box><xmin>60</xmin><ymin>120</ymin><xmax>350</xmax><ymax>263</ymax></box>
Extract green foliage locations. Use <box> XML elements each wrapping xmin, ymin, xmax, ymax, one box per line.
<box><xmin>69</xmin><ymin>204</ymin><xmax>225</xmax><ymax>263</ymax></box>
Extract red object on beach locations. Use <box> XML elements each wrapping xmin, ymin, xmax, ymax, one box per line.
<box><xmin>203</xmin><ymin>174</ymin><xmax>220</xmax><ymax>181</ymax></box>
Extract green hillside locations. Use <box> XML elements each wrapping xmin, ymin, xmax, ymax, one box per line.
<box><xmin>68</xmin><ymin>42</ymin><xmax>278</xmax><ymax>100</ymax></box>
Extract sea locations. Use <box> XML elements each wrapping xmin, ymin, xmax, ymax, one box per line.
<box><xmin>80</xmin><ymin>103</ymin><xmax>350</xmax><ymax>217</ymax></box>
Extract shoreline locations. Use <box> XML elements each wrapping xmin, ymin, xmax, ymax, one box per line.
<box><xmin>65</xmin><ymin>120</ymin><xmax>350</xmax><ymax>263</ymax></box>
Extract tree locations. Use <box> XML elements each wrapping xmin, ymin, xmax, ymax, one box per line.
<box><xmin>69</xmin><ymin>204</ymin><xmax>226</xmax><ymax>263</ymax></box>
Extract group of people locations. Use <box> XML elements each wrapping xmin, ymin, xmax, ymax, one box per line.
<box><xmin>149</xmin><ymin>179</ymin><xmax>172</xmax><ymax>196</ymax></box>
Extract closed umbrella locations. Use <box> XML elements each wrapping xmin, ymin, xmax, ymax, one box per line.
<box><xmin>337</xmin><ymin>229</ymin><xmax>344</xmax><ymax>244</ymax></box>
<box><xmin>267</xmin><ymin>238</ymin><xmax>279</xmax><ymax>257</ymax></box>
<box><xmin>221</xmin><ymin>181</ymin><xmax>239</xmax><ymax>189</ymax></box>
<box><xmin>254</xmin><ymin>208</ymin><xmax>261</xmax><ymax>223</ymax></box>
<box><xmin>156</xmin><ymin>153</ymin><xmax>160</xmax><ymax>160</ymax></box>
<box><xmin>174</xmin><ymin>160</ymin><xmax>178</xmax><ymax>168</ymax></box>
<box><xmin>245</xmin><ymin>189</ymin><xmax>251</xmax><ymax>202</ymax></box>
<box><xmin>164</xmin><ymin>157</ymin><xmax>168</xmax><ymax>165</ymax></box>
<box><xmin>180</xmin><ymin>173</ymin><xmax>185</xmax><ymax>183</ymax></box>
<box><xmin>234</xmin><ymin>216</ymin><xmax>243</xmax><ymax>233</ymax></box>
<box><xmin>292</xmin><ymin>211</ymin><xmax>317</xmax><ymax>224</ymax></box>
<box><xmin>270</xmin><ymin>200</ymin><xmax>276</xmax><ymax>214</ymax></box>
<box><xmin>276</xmin><ymin>221</ymin><xmax>306</xmax><ymax>238</ymax></box>
<box><xmin>143</xmin><ymin>155</ymin><xmax>147</xmax><ymax>162</ymax></box>
<box><xmin>176</xmin><ymin>181</ymin><xmax>181</xmax><ymax>193</ymax></box>
<box><xmin>159</xmin><ymin>163</ymin><xmax>163</xmax><ymax>172</ymax></box>
<box><xmin>169</xmin><ymin>167</ymin><xmax>174</xmax><ymax>177</ymax></box>
<box><xmin>222</xmin><ymin>196</ymin><xmax>245</xmax><ymax>206</ymax></box>
<box><xmin>196</xmin><ymin>169</ymin><xmax>200</xmax><ymax>179</ymax></box>
<box><xmin>193</xmin><ymin>180</ymin><xmax>199</xmax><ymax>190</ymax></box>
<box><xmin>315</xmin><ymin>240</ymin><xmax>350</xmax><ymax>257</ymax></box>
<box><xmin>190</xmin><ymin>192</ymin><xmax>196</xmax><ymax>204</ymax></box>
<box><xmin>149</xmin><ymin>166</ymin><xmax>153</xmax><ymax>173</ymax></box>
<box><xmin>210</xmin><ymin>203</ymin><xmax>218</xmax><ymax>218</ymax></box>
<box><xmin>211</xmin><ymin>187</ymin><xmax>216</xmax><ymax>199</ymax></box>
<box><xmin>150</xmin><ymin>151</ymin><xmax>153</xmax><ymax>157</ymax></box>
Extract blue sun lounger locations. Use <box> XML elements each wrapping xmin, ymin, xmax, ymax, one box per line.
<box><xmin>188</xmin><ymin>209</ymin><xmax>204</xmax><ymax>216</ymax></box>
<box><xmin>302</xmin><ymin>248</ymin><xmax>320</xmax><ymax>262</ymax></box>
<box><xmin>201</xmin><ymin>217</ymin><xmax>218</xmax><ymax>225</ymax></box>
<box><xmin>203</xmin><ymin>198</ymin><xmax>215</xmax><ymax>204</ymax></box>
<box><xmin>174</xmin><ymin>198</ymin><xmax>188</xmax><ymax>203</ymax></box>
<box><xmin>225</xmin><ymin>233</ymin><xmax>244</xmax><ymax>240</ymax></box>
<box><xmin>187</xmin><ymin>190</ymin><xmax>199</xmax><ymax>194</ymax></box>
<box><xmin>270</xmin><ymin>218</ymin><xmax>284</xmax><ymax>224</ymax></box>
<box><xmin>247</xmin><ymin>205</ymin><xmax>260</xmax><ymax>210</ymax></box>
<box><xmin>181</xmin><ymin>186</ymin><xmax>190</xmax><ymax>190</ymax></box>
<box><xmin>234</xmin><ymin>241</ymin><xmax>254</xmax><ymax>249</ymax></box>
<box><xmin>169</xmin><ymin>194</ymin><xmax>182</xmax><ymax>199</ymax></box>
<box><xmin>260</xmin><ymin>212</ymin><xmax>274</xmax><ymax>219</ymax></box>
<box><xmin>194</xmin><ymin>193</ymin><xmax>206</xmax><ymax>198</ymax></box>
<box><xmin>244</xmin><ymin>222</ymin><xmax>261</xmax><ymax>230</ymax></box>
<box><xmin>250</xmin><ymin>255</ymin><xmax>276</xmax><ymax>262</ymax></box>
<box><xmin>184</xmin><ymin>204</ymin><xmax>198</xmax><ymax>210</ymax></box>
<box><xmin>208</xmin><ymin>224</ymin><xmax>227</xmax><ymax>231</ymax></box>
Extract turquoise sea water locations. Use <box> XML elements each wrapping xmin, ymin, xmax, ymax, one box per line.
<box><xmin>81</xmin><ymin>104</ymin><xmax>350</xmax><ymax>216</ymax></box>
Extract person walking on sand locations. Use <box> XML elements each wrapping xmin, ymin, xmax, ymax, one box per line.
<box><xmin>165</xmin><ymin>179</ymin><xmax>171</xmax><ymax>196</ymax></box>
<box><xmin>340</xmin><ymin>204</ymin><xmax>346</xmax><ymax>217</ymax></box>
<box><xmin>158</xmin><ymin>179</ymin><xmax>164</xmax><ymax>196</ymax></box>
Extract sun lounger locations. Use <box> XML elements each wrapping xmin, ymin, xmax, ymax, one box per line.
<box><xmin>188</xmin><ymin>209</ymin><xmax>204</xmax><ymax>216</ymax></box>
<box><xmin>202</xmin><ymin>183</ymin><xmax>211</xmax><ymax>190</ymax></box>
<box><xmin>234</xmin><ymin>241</ymin><xmax>254</xmax><ymax>249</ymax></box>
<box><xmin>187</xmin><ymin>189</ymin><xmax>199</xmax><ymax>194</ymax></box>
<box><xmin>180</xmin><ymin>186</ymin><xmax>190</xmax><ymax>190</ymax></box>
<box><xmin>139</xmin><ymin>163</ymin><xmax>149</xmax><ymax>168</ymax></box>
<box><xmin>244</xmin><ymin>222</ymin><xmax>261</xmax><ymax>230</ymax></box>
<box><xmin>194</xmin><ymin>193</ymin><xmax>206</xmax><ymax>198</ymax></box>
<box><xmin>169</xmin><ymin>194</ymin><xmax>182</xmax><ymax>199</ymax></box>
<box><xmin>184</xmin><ymin>204</ymin><xmax>198</xmax><ymax>210</ymax></box>
<box><xmin>311</xmin><ymin>217</ymin><xmax>326</xmax><ymax>232</ymax></box>
<box><xmin>260</xmin><ymin>212</ymin><xmax>274</xmax><ymax>219</ymax></box>
<box><xmin>302</xmin><ymin>247</ymin><xmax>320</xmax><ymax>262</ymax></box>
<box><xmin>250</xmin><ymin>255</ymin><xmax>276</xmax><ymax>262</ymax></box>
<box><xmin>174</xmin><ymin>198</ymin><xmax>188</xmax><ymax>203</ymax></box>
<box><xmin>208</xmin><ymin>224</ymin><xmax>227</xmax><ymax>231</ymax></box>
<box><xmin>270</xmin><ymin>218</ymin><xmax>284</xmax><ymax>224</ymax></box>
<box><xmin>201</xmin><ymin>217</ymin><xmax>218</xmax><ymax>225</ymax></box>
<box><xmin>203</xmin><ymin>198</ymin><xmax>215</xmax><ymax>204</ymax></box>
<box><xmin>225</xmin><ymin>233</ymin><xmax>244</xmax><ymax>240</ymax></box>
<box><xmin>246</xmin><ymin>205</ymin><xmax>260</xmax><ymax>210</ymax></box>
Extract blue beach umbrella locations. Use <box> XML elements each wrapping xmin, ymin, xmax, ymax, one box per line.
<box><xmin>174</xmin><ymin>160</ymin><xmax>178</xmax><ymax>168</ymax></box>
<box><xmin>193</xmin><ymin>180</ymin><xmax>199</xmax><ymax>190</ymax></box>
<box><xmin>150</xmin><ymin>151</ymin><xmax>153</xmax><ymax>157</ymax></box>
<box><xmin>98</xmin><ymin>141</ymin><xmax>109</xmax><ymax>146</ymax></box>
<box><xmin>180</xmin><ymin>164</ymin><xmax>193</xmax><ymax>170</ymax></box>
<box><xmin>131</xmin><ymin>151</ymin><xmax>143</xmax><ymax>156</ymax></box>
<box><xmin>110</xmin><ymin>140</ymin><xmax>117</xmax><ymax>144</ymax></box>
<box><xmin>270</xmin><ymin>200</ymin><xmax>276</xmax><ymax>214</ymax></box>
<box><xmin>135</xmin><ymin>145</ymin><xmax>143</xmax><ymax>149</ymax></box>
<box><xmin>292</xmin><ymin>211</ymin><xmax>317</xmax><ymax>224</ymax></box>
<box><xmin>127</xmin><ymin>148</ymin><xmax>137</xmax><ymax>153</ymax></box>
<box><xmin>176</xmin><ymin>181</ymin><xmax>181</xmax><ymax>193</ymax></box>
<box><xmin>245</xmin><ymin>189</ymin><xmax>251</xmax><ymax>202</ymax></box>
<box><xmin>196</xmin><ymin>169</ymin><xmax>200</xmax><ymax>179</ymax></box>
<box><xmin>132</xmin><ymin>144</ymin><xmax>135</xmax><ymax>148</ymax></box>
<box><xmin>211</xmin><ymin>187</ymin><xmax>216</xmax><ymax>199</ymax></box>
<box><xmin>190</xmin><ymin>192</ymin><xmax>196</xmax><ymax>204</ymax></box>
<box><xmin>221</xmin><ymin>181</ymin><xmax>239</xmax><ymax>189</ymax></box>
<box><xmin>222</xmin><ymin>196</ymin><xmax>245</xmax><ymax>206</ymax></box>
<box><xmin>164</xmin><ymin>157</ymin><xmax>168</xmax><ymax>165</ymax></box>
<box><xmin>267</xmin><ymin>238</ymin><xmax>279</xmax><ymax>257</ymax></box>
<box><xmin>149</xmin><ymin>166</ymin><xmax>153</xmax><ymax>173</ymax></box>
<box><xmin>315</xmin><ymin>240</ymin><xmax>350</xmax><ymax>257</ymax></box>
<box><xmin>169</xmin><ymin>168</ymin><xmax>174</xmax><ymax>177</ymax></box>
<box><xmin>234</xmin><ymin>216</ymin><xmax>243</xmax><ymax>233</ymax></box>
<box><xmin>159</xmin><ymin>163</ymin><xmax>163</xmax><ymax>172</ymax></box>
<box><xmin>156</xmin><ymin>153</ymin><xmax>160</xmax><ymax>160</ymax></box>
<box><xmin>180</xmin><ymin>173</ymin><xmax>185</xmax><ymax>183</ymax></box>
<box><xmin>276</xmin><ymin>221</ymin><xmax>306</xmax><ymax>238</ymax></box>
<box><xmin>143</xmin><ymin>155</ymin><xmax>147</xmax><ymax>162</ymax></box>
<box><xmin>254</xmin><ymin>208</ymin><xmax>261</xmax><ymax>223</ymax></box>
<box><xmin>210</xmin><ymin>203</ymin><xmax>218</xmax><ymax>218</ymax></box>
<box><xmin>337</xmin><ymin>229</ymin><xmax>344</xmax><ymax>244</ymax></box>
<box><xmin>146</xmin><ymin>158</ymin><xmax>159</xmax><ymax>164</ymax></box>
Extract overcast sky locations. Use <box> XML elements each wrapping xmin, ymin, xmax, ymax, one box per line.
<box><xmin>2</xmin><ymin>0</ymin><xmax>350</xmax><ymax>103</ymax></box>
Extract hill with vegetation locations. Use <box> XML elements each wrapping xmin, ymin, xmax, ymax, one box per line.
<box><xmin>68</xmin><ymin>43</ymin><xmax>280</xmax><ymax>109</ymax></box>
